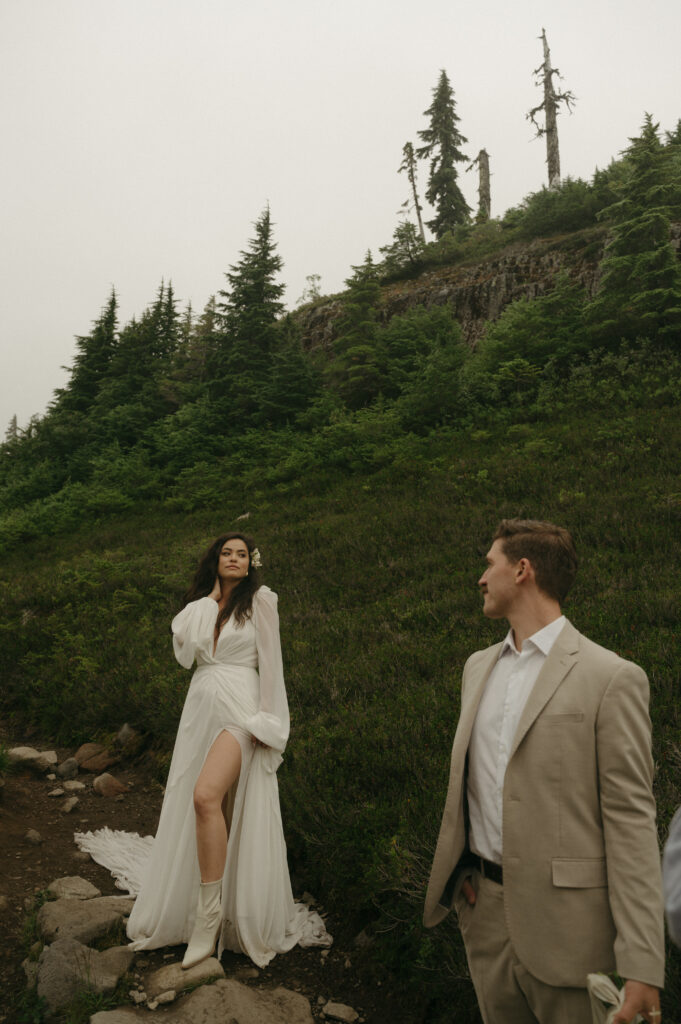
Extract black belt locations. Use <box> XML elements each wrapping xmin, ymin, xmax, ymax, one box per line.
<box><xmin>471</xmin><ymin>854</ymin><xmax>503</xmax><ymax>885</ymax></box>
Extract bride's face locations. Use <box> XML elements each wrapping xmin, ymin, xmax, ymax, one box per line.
<box><xmin>217</xmin><ymin>539</ymin><xmax>250</xmax><ymax>582</ymax></box>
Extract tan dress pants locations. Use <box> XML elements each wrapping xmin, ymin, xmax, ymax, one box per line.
<box><xmin>456</xmin><ymin>872</ymin><xmax>592</xmax><ymax>1024</ymax></box>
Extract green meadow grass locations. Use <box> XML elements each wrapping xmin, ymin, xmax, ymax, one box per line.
<box><xmin>1</xmin><ymin>400</ymin><xmax>680</xmax><ymax>1021</ymax></box>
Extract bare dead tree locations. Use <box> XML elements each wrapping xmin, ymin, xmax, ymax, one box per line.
<box><xmin>466</xmin><ymin>149</ymin><xmax>491</xmax><ymax>221</ymax></box>
<box><xmin>527</xmin><ymin>28</ymin><xmax>575</xmax><ymax>190</ymax></box>
<box><xmin>398</xmin><ymin>142</ymin><xmax>426</xmax><ymax>242</ymax></box>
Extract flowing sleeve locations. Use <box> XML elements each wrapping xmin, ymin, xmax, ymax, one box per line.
<box><xmin>245</xmin><ymin>586</ymin><xmax>290</xmax><ymax>753</ymax></box>
<box><xmin>171</xmin><ymin>597</ymin><xmax>219</xmax><ymax>669</ymax></box>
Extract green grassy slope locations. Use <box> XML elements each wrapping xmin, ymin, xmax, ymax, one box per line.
<box><xmin>2</xmin><ymin>399</ymin><xmax>680</xmax><ymax>1020</ymax></box>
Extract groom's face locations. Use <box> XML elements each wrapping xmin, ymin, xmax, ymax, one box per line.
<box><xmin>478</xmin><ymin>539</ymin><xmax>519</xmax><ymax>620</ymax></box>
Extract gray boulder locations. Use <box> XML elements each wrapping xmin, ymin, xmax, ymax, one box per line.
<box><xmin>56</xmin><ymin>757</ymin><xmax>79</xmax><ymax>780</ymax></box>
<box><xmin>47</xmin><ymin>876</ymin><xmax>101</xmax><ymax>901</ymax></box>
<box><xmin>37</xmin><ymin>895</ymin><xmax>134</xmax><ymax>943</ymax></box>
<box><xmin>36</xmin><ymin>938</ymin><xmax>133</xmax><ymax>1013</ymax></box>
<box><xmin>145</xmin><ymin>957</ymin><xmax>224</xmax><ymax>999</ymax></box>
<box><xmin>91</xmin><ymin>978</ymin><xmax>314</xmax><ymax>1023</ymax></box>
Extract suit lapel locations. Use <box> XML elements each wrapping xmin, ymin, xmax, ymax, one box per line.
<box><xmin>509</xmin><ymin>619</ymin><xmax>581</xmax><ymax>760</ymax></box>
<box><xmin>454</xmin><ymin>642</ymin><xmax>503</xmax><ymax>756</ymax></box>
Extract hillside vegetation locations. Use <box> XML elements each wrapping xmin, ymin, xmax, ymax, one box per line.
<box><xmin>1</xmin><ymin>117</ymin><xmax>681</xmax><ymax>1021</ymax></box>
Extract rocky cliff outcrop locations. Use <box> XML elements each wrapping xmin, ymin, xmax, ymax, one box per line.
<box><xmin>295</xmin><ymin>223</ymin><xmax>680</xmax><ymax>350</ymax></box>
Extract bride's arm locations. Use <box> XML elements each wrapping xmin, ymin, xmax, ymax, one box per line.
<box><xmin>171</xmin><ymin>595</ymin><xmax>219</xmax><ymax>669</ymax></box>
<box><xmin>247</xmin><ymin>587</ymin><xmax>291</xmax><ymax>752</ymax></box>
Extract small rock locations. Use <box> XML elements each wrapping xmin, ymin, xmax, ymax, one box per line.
<box><xmin>353</xmin><ymin>928</ymin><xmax>374</xmax><ymax>949</ymax></box>
<box><xmin>156</xmin><ymin>991</ymin><xmax>176</xmax><ymax>1005</ymax></box>
<box><xmin>146</xmin><ymin>999</ymin><xmax>159</xmax><ymax>1010</ymax></box>
<box><xmin>9</xmin><ymin>746</ymin><xmax>40</xmax><ymax>766</ymax></box>
<box><xmin>323</xmin><ymin>1001</ymin><xmax>359</xmax><ymax>1023</ymax></box>
<box><xmin>318</xmin><ymin>995</ymin><xmax>326</xmax><ymax>1005</ymax></box>
<box><xmin>94</xmin><ymin>772</ymin><xmax>129</xmax><ymax>798</ymax></box>
<box><xmin>62</xmin><ymin>779</ymin><xmax>86</xmax><ymax>792</ymax></box>
<box><xmin>129</xmin><ymin>990</ymin><xmax>147</xmax><ymax>1005</ymax></box>
<box><xmin>321</xmin><ymin>949</ymin><xmax>330</xmax><ymax>959</ymax></box>
<box><xmin>73</xmin><ymin>850</ymin><xmax>91</xmax><ymax>862</ymax></box>
<box><xmin>344</xmin><ymin>958</ymin><xmax>351</xmax><ymax>969</ymax></box>
<box><xmin>22</xmin><ymin>958</ymin><xmax>40</xmax><ymax>987</ymax></box>
<box><xmin>37</xmin><ymin>750</ymin><xmax>58</xmax><ymax>770</ymax></box>
<box><xmin>56</xmin><ymin>758</ymin><xmax>79</xmax><ymax>780</ymax></box>
<box><xmin>0</xmin><ymin>895</ymin><xmax>10</xmax><ymax>912</ymax></box>
<box><xmin>30</xmin><ymin>941</ymin><xmax>42</xmax><ymax>957</ymax></box>
<box><xmin>24</xmin><ymin>829</ymin><xmax>43</xmax><ymax>845</ymax></box>
<box><xmin>116</xmin><ymin>724</ymin><xmax>143</xmax><ymax>754</ymax></box>
<box><xmin>46</xmin><ymin>772</ymin><xmax>56</xmax><ymax>780</ymax></box>
<box><xmin>145</xmin><ymin>957</ymin><xmax>224</xmax><ymax>999</ymax></box>
<box><xmin>61</xmin><ymin>796</ymin><xmax>80</xmax><ymax>814</ymax></box>
<box><xmin>76</xmin><ymin>743</ymin><xmax>119</xmax><ymax>772</ymax></box>
<box><xmin>73</xmin><ymin>742</ymin><xmax>106</xmax><ymax>764</ymax></box>
<box><xmin>48</xmin><ymin>787</ymin><xmax>65</xmax><ymax>797</ymax></box>
<box><xmin>48</xmin><ymin>876</ymin><xmax>101</xmax><ymax>901</ymax></box>
<box><xmin>233</xmin><ymin>966</ymin><xmax>260</xmax><ymax>981</ymax></box>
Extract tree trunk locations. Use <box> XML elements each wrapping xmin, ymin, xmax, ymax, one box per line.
<box><xmin>541</xmin><ymin>29</ymin><xmax>561</xmax><ymax>189</ymax></box>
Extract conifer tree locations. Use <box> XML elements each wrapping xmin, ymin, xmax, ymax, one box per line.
<box><xmin>57</xmin><ymin>290</ymin><xmax>118</xmax><ymax>413</ymax></box>
<box><xmin>417</xmin><ymin>70</ymin><xmax>470</xmax><ymax>237</ymax></box>
<box><xmin>585</xmin><ymin>115</ymin><xmax>681</xmax><ymax>344</ymax></box>
<box><xmin>211</xmin><ymin>206</ymin><xmax>285</xmax><ymax>418</ymax></box>
<box><xmin>326</xmin><ymin>252</ymin><xmax>384</xmax><ymax>408</ymax></box>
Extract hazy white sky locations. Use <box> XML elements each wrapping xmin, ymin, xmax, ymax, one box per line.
<box><xmin>1</xmin><ymin>0</ymin><xmax>679</xmax><ymax>429</ymax></box>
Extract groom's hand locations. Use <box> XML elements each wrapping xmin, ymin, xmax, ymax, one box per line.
<box><xmin>611</xmin><ymin>979</ymin><xmax>660</xmax><ymax>1023</ymax></box>
<box><xmin>462</xmin><ymin>878</ymin><xmax>477</xmax><ymax>906</ymax></box>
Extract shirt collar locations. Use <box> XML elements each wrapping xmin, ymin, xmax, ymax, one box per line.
<box><xmin>499</xmin><ymin>615</ymin><xmax>567</xmax><ymax>658</ymax></box>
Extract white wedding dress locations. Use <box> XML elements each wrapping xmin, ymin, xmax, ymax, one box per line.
<box><xmin>75</xmin><ymin>586</ymin><xmax>331</xmax><ymax>967</ymax></box>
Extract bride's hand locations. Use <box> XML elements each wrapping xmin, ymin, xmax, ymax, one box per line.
<box><xmin>209</xmin><ymin>576</ymin><xmax>222</xmax><ymax>601</ymax></box>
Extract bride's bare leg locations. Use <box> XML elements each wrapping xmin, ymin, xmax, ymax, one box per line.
<box><xmin>193</xmin><ymin>731</ymin><xmax>241</xmax><ymax>882</ymax></box>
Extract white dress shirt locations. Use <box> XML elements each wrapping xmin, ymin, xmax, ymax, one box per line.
<box><xmin>467</xmin><ymin>616</ymin><xmax>566</xmax><ymax>864</ymax></box>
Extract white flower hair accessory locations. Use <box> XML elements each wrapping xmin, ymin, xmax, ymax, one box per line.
<box><xmin>250</xmin><ymin>548</ymin><xmax>262</xmax><ymax>569</ymax></box>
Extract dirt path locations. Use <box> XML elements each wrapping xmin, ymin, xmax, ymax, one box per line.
<box><xmin>0</xmin><ymin>734</ymin><xmax>415</xmax><ymax>1023</ymax></box>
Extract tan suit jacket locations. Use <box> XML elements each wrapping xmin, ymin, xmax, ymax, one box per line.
<box><xmin>424</xmin><ymin>620</ymin><xmax>665</xmax><ymax>989</ymax></box>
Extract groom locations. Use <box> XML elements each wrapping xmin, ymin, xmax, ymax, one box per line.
<box><xmin>424</xmin><ymin>519</ymin><xmax>665</xmax><ymax>1023</ymax></box>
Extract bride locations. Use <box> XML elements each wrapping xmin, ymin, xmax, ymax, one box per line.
<box><xmin>76</xmin><ymin>532</ymin><xmax>330</xmax><ymax>968</ymax></box>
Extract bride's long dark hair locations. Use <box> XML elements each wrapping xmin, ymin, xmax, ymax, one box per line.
<box><xmin>184</xmin><ymin>532</ymin><xmax>261</xmax><ymax>630</ymax></box>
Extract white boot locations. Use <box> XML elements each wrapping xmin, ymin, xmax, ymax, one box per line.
<box><xmin>182</xmin><ymin>879</ymin><xmax>222</xmax><ymax>969</ymax></box>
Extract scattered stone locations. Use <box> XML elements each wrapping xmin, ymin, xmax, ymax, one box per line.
<box><xmin>94</xmin><ymin>772</ymin><xmax>129</xmax><ymax>797</ymax></box>
<box><xmin>116</xmin><ymin>724</ymin><xmax>143</xmax><ymax>754</ymax></box>
<box><xmin>63</xmin><ymin>779</ymin><xmax>86</xmax><ymax>792</ymax></box>
<box><xmin>353</xmin><ymin>928</ymin><xmax>374</xmax><ymax>949</ymax></box>
<box><xmin>37</xmin><ymin>894</ymin><xmax>134</xmax><ymax>943</ymax></box>
<box><xmin>22</xmin><ymin>958</ymin><xmax>40</xmax><ymax>987</ymax></box>
<box><xmin>145</xmin><ymin>957</ymin><xmax>224</xmax><ymax>999</ymax></box>
<box><xmin>73</xmin><ymin>742</ymin><xmax>106</xmax><ymax>764</ymax></box>
<box><xmin>130</xmin><ymin>991</ymin><xmax>147</xmax><ymax>1005</ymax></box>
<box><xmin>56</xmin><ymin>757</ymin><xmax>79</xmax><ymax>780</ymax></box>
<box><xmin>322</xmin><ymin>1001</ymin><xmax>359</xmax><ymax>1023</ymax></box>
<box><xmin>9</xmin><ymin>747</ymin><xmax>56</xmax><ymax>773</ymax></box>
<box><xmin>73</xmin><ymin>849</ymin><xmax>91</xmax><ymax>863</ymax></box>
<box><xmin>0</xmin><ymin>895</ymin><xmax>10</xmax><ymax>912</ymax></box>
<box><xmin>233</xmin><ymin>966</ymin><xmax>260</xmax><ymax>981</ymax></box>
<box><xmin>47</xmin><ymin>772</ymin><xmax>56</xmax><ymax>780</ymax></box>
<box><xmin>321</xmin><ymin>949</ymin><xmax>330</xmax><ymax>959</ymax></box>
<box><xmin>24</xmin><ymin>829</ymin><xmax>43</xmax><ymax>845</ymax></box>
<box><xmin>92</xmin><ymin>979</ymin><xmax>315</xmax><ymax>1023</ymax></box>
<box><xmin>24</xmin><ymin>896</ymin><xmax>35</xmax><ymax>912</ymax></box>
<box><xmin>61</xmin><ymin>796</ymin><xmax>80</xmax><ymax>814</ymax></box>
<box><xmin>47</xmin><ymin>876</ymin><xmax>101</xmax><ymax>901</ymax></box>
<box><xmin>156</xmin><ymin>991</ymin><xmax>176</xmax><ymax>1005</ymax></box>
<box><xmin>36</xmin><ymin>938</ymin><xmax>134</xmax><ymax>1013</ymax></box>
<box><xmin>30</xmin><ymin>941</ymin><xmax>42</xmax><ymax>957</ymax></box>
<box><xmin>317</xmin><ymin>996</ymin><xmax>326</xmax><ymax>1005</ymax></box>
<box><xmin>48</xmin><ymin>787</ymin><xmax>65</xmax><ymax>797</ymax></box>
<box><xmin>75</xmin><ymin>743</ymin><xmax>119</xmax><ymax>772</ymax></box>
<box><xmin>146</xmin><ymin>999</ymin><xmax>159</xmax><ymax>1010</ymax></box>
<box><xmin>344</xmin><ymin>958</ymin><xmax>351</xmax><ymax>969</ymax></box>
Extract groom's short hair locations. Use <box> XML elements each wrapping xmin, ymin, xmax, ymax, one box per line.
<box><xmin>493</xmin><ymin>519</ymin><xmax>578</xmax><ymax>603</ymax></box>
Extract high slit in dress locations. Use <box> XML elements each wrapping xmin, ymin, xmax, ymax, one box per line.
<box><xmin>75</xmin><ymin>585</ymin><xmax>331</xmax><ymax>967</ymax></box>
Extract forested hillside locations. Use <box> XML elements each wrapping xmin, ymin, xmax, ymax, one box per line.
<box><xmin>2</xmin><ymin>116</ymin><xmax>681</xmax><ymax>1021</ymax></box>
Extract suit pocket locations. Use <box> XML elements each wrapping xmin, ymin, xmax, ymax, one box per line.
<box><xmin>540</xmin><ymin>712</ymin><xmax>585</xmax><ymax>723</ymax></box>
<box><xmin>552</xmin><ymin>857</ymin><xmax>607</xmax><ymax>888</ymax></box>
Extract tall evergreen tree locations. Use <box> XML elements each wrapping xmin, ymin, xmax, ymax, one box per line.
<box><xmin>326</xmin><ymin>252</ymin><xmax>384</xmax><ymax>408</ymax></box>
<box><xmin>56</xmin><ymin>290</ymin><xmax>118</xmax><ymax>413</ymax></box>
<box><xmin>585</xmin><ymin>115</ymin><xmax>681</xmax><ymax>344</ymax></box>
<box><xmin>399</xmin><ymin>142</ymin><xmax>426</xmax><ymax>242</ymax></box>
<box><xmin>417</xmin><ymin>70</ymin><xmax>470</xmax><ymax>237</ymax></box>
<box><xmin>211</xmin><ymin>206</ymin><xmax>285</xmax><ymax>419</ymax></box>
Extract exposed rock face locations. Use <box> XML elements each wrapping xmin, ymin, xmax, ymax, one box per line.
<box><xmin>294</xmin><ymin>233</ymin><xmax>605</xmax><ymax>351</ymax></box>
